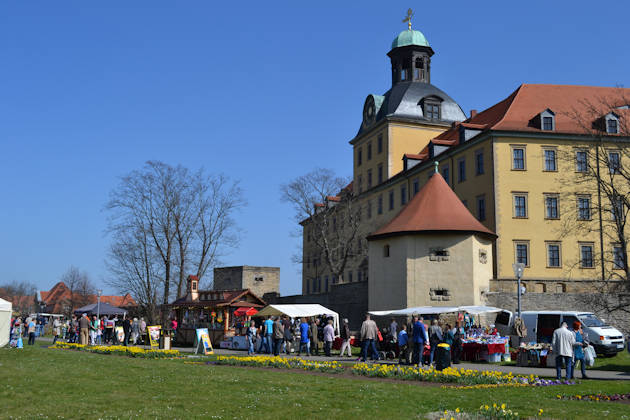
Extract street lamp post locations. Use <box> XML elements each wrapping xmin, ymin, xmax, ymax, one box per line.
<box><xmin>97</xmin><ymin>289</ymin><xmax>103</xmax><ymax>320</ymax></box>
<box><xmin>512</xmin><ymin>263</ymin><xmax>525</xmax><ymax>345</ymax></box>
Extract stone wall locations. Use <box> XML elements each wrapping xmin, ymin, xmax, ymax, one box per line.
<box><xmin>486</xmin><ymin>292</ymin><xmax>630</xmax><ymax>336</ymax></box>
<box><xmin>265</xmin><ymin>282</ymin><xmax>368</xmax><ymax>331</ymax></box>
<box><xmin>213</xmin><ymin>266</ymin><xmax>280</xmax><ymax>298</ymax></box>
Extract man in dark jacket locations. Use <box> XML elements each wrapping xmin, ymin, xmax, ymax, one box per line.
<box><xmin>310</xmin><ymin>318</ymin><xmax>320</xmax><ymax>356</ymax></box>
<box><xmin>272</xmin><ymin>317</ymin><xmax>284</xmax><ymax>356</ymax></box>
<box><xmin>122</xmin><ymin>317</ymin><xmax>131</xmax><ymax>346</ymax></box>
<box><xmin>412</xmin><ymin>315</ymin><xmax>428</xmax><ymax>365</ymax></box>
<box><xmin>340</xmin><ymin>318</ymin><xmax>352</xmax><ymax>357</ymax></box>
<box><xmin>282</xmin><ymin>316</ymin><xmax>292</xmax><ymax>354</ymax></box>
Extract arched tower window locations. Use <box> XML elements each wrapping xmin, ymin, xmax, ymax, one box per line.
<box><xmin>414</xmin><ymin>57</ymin><xmax>424</xmax><ymax>81</ymax></box>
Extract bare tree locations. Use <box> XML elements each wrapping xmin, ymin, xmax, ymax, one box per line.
<box><xmin>281</xmin><ymin>168</ymin><xmax>363</xmax><ymax>286</ymax></box>
<box><xmin>106</xmin><ymin>225</ymin><xmax>161</xmax><ymax>323</ymax></box>
<box><xmin>60</xmin><ymin>266</ymin><xmax>94</xmax><ymax>314</ymax></box>
<box><xmin>557</xmin><ymin>89</ymin><xmax>630</xmax><ymax>315</ymax></box>
<box><xmin>0</xmin><ymin>280</ymin><xmax>37</xmax><ymax>315</ymax></box>
<box><xmin>105</xmin><ymin>161</ymin><xmax>245</xmax><ymax>322</ymax></box>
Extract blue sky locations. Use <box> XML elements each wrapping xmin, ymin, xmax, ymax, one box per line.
<box><xmin>1</xmin><ymin>1</ymin><xmax>629</xmax><ymax>296</ymax></box>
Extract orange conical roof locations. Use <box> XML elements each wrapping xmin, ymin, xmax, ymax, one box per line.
<box><xmin>367</xmin><ymin>172</ymin><xmax>496</xmax><ymax>240</ymax></box>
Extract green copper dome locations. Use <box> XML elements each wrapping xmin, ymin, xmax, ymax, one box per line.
<box><xmin>391</xmin><ymin>29</ymin><xmax>429</xmax><ymax>49</ymax></box>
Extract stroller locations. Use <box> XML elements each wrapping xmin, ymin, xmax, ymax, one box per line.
<box><xmin>378</xmin><ymin>331</ymin><xmax>399</xmax><ymax>360</ymax></box>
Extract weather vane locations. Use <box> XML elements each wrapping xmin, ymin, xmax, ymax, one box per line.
<box><xmin>402</xmin><ymin>8</ymin><xmax>414</xmax><ymax>30</ymax></box>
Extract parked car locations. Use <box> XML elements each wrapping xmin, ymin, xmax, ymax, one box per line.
<box><xmin>495</xmin><ymin>310</ymin><xmax>625</xmax><ymax>357</ymax></box>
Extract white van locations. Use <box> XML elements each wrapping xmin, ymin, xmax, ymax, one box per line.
<box><xmin>495</xmin><ymin>310</ymin><xmax>625</xmax><ymax>357</ymax></box>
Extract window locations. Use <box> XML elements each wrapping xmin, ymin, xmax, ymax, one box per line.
<box><xmin>580</xmin><ymin>243</ymin><xmax>594</xmax><ymax>268</ymax></box>
<box><xmin>377</xmin><ymin>164</ymin><xmax>383</xmax><ymax>184</ymax></box>
<box><xmin>613</xmin><ymin>246</ymin><xmax>625</xmax><ymax>269</ymax></box>
<box><xmin>556</xmin><ymin>283</ymin><xmax>566</xmax><ymax>293</ymax></box>
<box><xmin>367</xmin><ymin>142</ymin><xmax>372</xmax><ymax>160</ymax></box>
<box><xmin>442</xmin><ymin>165</ymin><xmax>450</xmax><ymax>184</ymax></box>
<box><xmin>383</xmin><ymin>245</ymin><xmax>390</xmax><ymax>257</ymax></box>
<box><xmin>544</xmin><ymin>194</ymin><xmax>559</xmax><ymax>219</ymax></box>
<box><xmin>324</xmin><ymin>276</ymin><xmax>329</xmax><ymax>292</ymax></box>
<box><xmin>347</xmin><ymin>271</ymin><xmax>353</xmax><ymax>283</ymax></box>
<box><xmin>611</xmin><ymin>195</ymin><xmax>624</xmax><ymax>222</ymax></box>
<box><xmin>429</xmin><ymin>248</ymin><xmax>449</xmax><ymax>261</ymax></box>
<box><xmin>543</xmin><ymin>149</ymin><xmax>557</xmax><ymax>171</ymax></box>
<box><xmin>577</xmin><ymin>196</ymin><xmax>591</xmax><ymax>220</ymax></box>
<box><xmin>254</xmin><ymin>276</ymin><xmax>264</xmax><ymax>282</ymax></box>
<box><xmin>514</xmin><ymin>241</ymin><xmax>529</xmax><ymax>266</ymax></box>
<box><xmin>357</xmin><ymin>148</ymin><xmax>362</xmax><ymax>166</ymax></box>
<box><xmin>546</xmin><ymin>242</ymin><xmax>561</xmax><ymax>267</ymax></box>
<box><xmin>576</xmin><ymin>150</ymin><xmax>588</xmax><ymax>172</ymax></box>
<box><xmin>608</xmin><ymin>151</ymin><xmax>621</xmax><ymax>174</ymax></box>
<box><xmin>513</xmin><ymin>194</ymin><xmax>528</xmax><ymax>218</ymax></box>
<box><xmin>367</xmin><ymin>200</ymin><xmax>372</xmax><ymax>219</ymax></box>
<box><xmin>367</xmin><ymin>169</ymin><xmax>373</xmax><ymax>188</ymax></box>
<box><xmin>535</xmin><ymin>283</ymin><xmax>547</xmax><ymax>293</ymax></box>
<box><xmin>543</xmin><ymin>116</ymin><xmax>554</xmax><ymax>131</ymax></box>
<box><xmin>357</xmin><ymin>175</ymin><xmax>363</xmax><ymax>194</ymax></box>
<box><xmin>377</xmin><ymin>195</ymin><xmax>383</xmax><ymax>214</ymax></box>
<box><xmin>476</xmin><ymin>195</ymin><xmax>486</xmax><ymax>221</ymax></box>
<box><xmin>475</xmin><ymin>150</ymin><xmax>484</xmax><ymax>175</ymax></box>
<box><xmin>458</xmin><ymin>158</ymin><xmax>466</xmax><ymax>183</ymax></box>
<box><xmin>424</xmin><ymin>102</ymin><xmax>440</xmax><ymax>119</ymax></box>
<box><xmin>401</xmin><ymin>68</ymin><xmax>408</xmax><ymax>81</ymax></box>
<box><xmin>413</xmin><ymin>178</ymin><xmax>419</xmax><ymax>195</ymax></box>
<box><xmin>377</xmin><ymin>134</ymin><xmax>383</xmax><ymax>154</ymax></box>
<box><xmin>400</xmin><ymin>185</ymin><xmax>407</xmax><ymax>205</ymax></box>
<box><xmin>607</xmin><ymin>119</ymin><xmax>619</xmax><ymax>134</ymax></box>
<box><xmin>388</xmin><ymin>190</ymin><xmax>394</xmax><ymax>210</ymax></box>
<box><xmin>512</xmin><ymin>147</ymin><xmax>526</xmax><ymax>170</ymax></box>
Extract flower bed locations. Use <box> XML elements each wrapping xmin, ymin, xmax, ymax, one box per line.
<box><xmin>557</xmin><ymin>393</ymin><xmax>630</xmax><ymax>402</ymax></box>
<box><xmin>425</xmin><ymin>403</ymin><xmax>542</xmax><ymax>420</ymax></box>
<box><xmin>351</xmin><ymin>363</ymin><xmax>541</xmax><ymax>386</ymax></box>
<box><xmin>215</xmin><ymin>355</ymin><xmax>343</xmax><ymax>373</ymax></box>
<box><xmin>50</xmin><ymin>342</ymin><xmax>180</xmax><ymax>358</ymax></box>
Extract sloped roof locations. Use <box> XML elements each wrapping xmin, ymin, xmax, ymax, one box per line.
<box><xmin>168</xmin><ymin>289</ymin><xmax>266</xmax><ymax>308</ymax></box>
<box><xmin>367</xmin><ymin>172</ymin><xmax>496</xmax><ymax>240</ymax></box>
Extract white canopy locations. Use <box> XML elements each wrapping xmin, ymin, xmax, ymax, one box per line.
<box><xmin>0</xmin><ymin>297</ymin><xmax>12</xmax><ymax>347</ymax></box>
<box><xmin>257</xmin><ymin>304</ymin><xmax>340</xmax><ymax>335</ymax></box>
<box><xmin>369</xmin><ymin>305</ymin><xmax>503</xmax><ymax>316</ymax></box>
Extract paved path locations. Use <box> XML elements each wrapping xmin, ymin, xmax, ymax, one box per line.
<box><xmin>40</xmin><ymin>336</ymin><xmax>630</xmax><ymax>381</ymax></box>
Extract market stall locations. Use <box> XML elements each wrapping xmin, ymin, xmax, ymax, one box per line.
<box><xmin>74</xmin><ymin>303</ymin><xmax>127</xmax><ymax>317</ymax></box>
<box><xmin>256</xmin><ymin>304</ymin><xmax>340</xmax><ymax>335</ymax></box>
<box><xmin>0</xmin><ymin>297</ymin><xmax>12</xmax><ymax>347</ymax></box>
<box><xmin>166</xmin><ymin>288</ymin><xmax>266</xmax><ymax>346</ymax></box>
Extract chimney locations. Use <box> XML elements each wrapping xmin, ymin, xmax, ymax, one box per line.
<box><xmin>470</xmin><ymin>109</ymin><xmax>478</xmax><ymax>118</ymax></box>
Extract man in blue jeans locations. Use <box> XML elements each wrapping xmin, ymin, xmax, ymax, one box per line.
<box><xmin>263</xmin><ymin>316</ymin><xmax>274</xmax><ymax>354</ymax></box>
<box><xmin>552</xmin><ymin>322</ymin><xmax>575</xmax><ymax>380</ymax></box>
<box><xmin>412</xmin><ymin>315</ymin><xmax>428</xmax><ymax>365</ymax></box>
<box><xmin>360</xmin><ymin>314</ymin><xmax>379</xmax><ymax>361</ymax></box>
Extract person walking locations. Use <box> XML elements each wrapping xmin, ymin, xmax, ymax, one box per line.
<box><xmin>297</xmin><ymin>318</ymin><xmax>310</xmax><ymax>356</ymax></box>
<box><xmin>451</xmin><ymin>321</ymin><xmax>465</xmax><ymax>364</ymax></box>
<box><xmin>571</xmin><ymin>321</ymin><xmax>589</xmax><ymax>379</ymax></box>
<box><xmin>412</xmin><ymin>315</ymin><xmax>428</xmax><ymax>365</ymax></box>
<box><xmin>389</xmin><ymin>318</ymin><xmax>398</xmax><ymax>343</ymax></box>
<box><xmin>90</xmin><ymin>315</ymin><xmax>99</xmax><ymax>345</ymax></box>
<box><xmin>246</xmin><ymin>320</ymin><xmax>257</xmax><ymax>355</ymax></box>
<box><xmin>339</xmin><ymin>318</ymin><xmax>352</xmax><ymax>357</ymax></box>
<box><xmin>428</xmin><ymin>319</ymin><xmax>443</xmax><ymax>365</ymax></box>
<box><xmin>27</xmin><ymin>318</ymin><xmax>36</xmax><ymax>345</ymax></box>
<box><xmin>398</xmin><ymin>324</ymin><xmax>409</xmax><ymax>364</ymax></box>
<box><xmin>272</xmin><ymin>316</ymin><xmax>284</xmax><ymax>356</ymax></box>
<box><xmin>131</xmin><ymin>318</ymin><xmax>140</xmax><ymax>344</ymax></box>
<box><xmin>359</xmin><ymin>313</ymin><xmax>379</xmax><ymax>362</ymax></box>
<box><xmin>139</xmin><ymin>317</ymin><xmax>147</xmax><ymax>345</ymax></box>
<box><xmin>552</xmin><ymin>322</ymin><xmax>576</xmax><ymax>380</ymax></box>
<box><xmin>104</xmin><ymin>316</ymin><xmax>115</xmax><ymax>344</ymax></box>
<box><xmin>79</xmin><ymin>313</ymin><xmax>90</xmax><ymax>345</ymax></box>
<box><xmin>123</xmin><ymin>317</ymin><xmax>131</xmax><ymax>346</ymax></box>
<box><xmin>323</xmin><ymin>319</ymin><xmax>335</xmax><ymax>357</ymax></box>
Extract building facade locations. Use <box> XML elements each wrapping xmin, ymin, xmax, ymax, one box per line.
<box><xmin>213</xmin><ymin>266</ymin><xmax>280</xmax><ymax>299</ymax></box>
<box><xmin>301</xmin><ymin>25</ymin><xmax>630</xmax><ymax>304</ymax></box>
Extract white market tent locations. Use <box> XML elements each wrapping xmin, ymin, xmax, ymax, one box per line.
<box><xmin>257</xmin><ymin>304</ymin><xmax>340</xmax><ymax>335</ymax></box>
<box><xmin>0</xmin><ymin>297</ymin><xmax>12</xmax><ymax>347</ymax></box>
<box><xmin>369</xmin><ymin>305</ymin><xmax>503</xmax><ymax>317</ymax></box>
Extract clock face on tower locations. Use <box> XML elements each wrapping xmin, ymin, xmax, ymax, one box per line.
<box><xmin>363</xmin><ymin>95</ymin><xmax>376</xmax><ymax>127</ymax></box>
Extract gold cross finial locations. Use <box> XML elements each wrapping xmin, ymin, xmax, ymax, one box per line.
<box><xmin>402</xmin><ymin>8</ymin><xmax>414</xmax><ymax>30</ymax></box>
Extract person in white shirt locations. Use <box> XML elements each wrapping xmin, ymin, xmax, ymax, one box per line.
<box><xmin>552</xmin><ymin>322</ymin><xmax>576</xmax><ymax>380</ymax></box>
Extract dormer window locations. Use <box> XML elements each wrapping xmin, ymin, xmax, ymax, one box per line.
<box><xmin>421</xmin><ymin>96</ymin><xmax>442</xmax><ymax>120</ymax></box>
<box><xmin>607</xmin><ymin>119</ymin><xmax>619</xmax><ymax>134</ymax></box>
<box><xmin>604</xmin><ymin>112</ymin><xmax>620</xmax><ymax>134</ymax></box>
<box><xmin>540</xmin><ymin>109</ymin><xmax>555</xmax><ymax>131</ymax></box>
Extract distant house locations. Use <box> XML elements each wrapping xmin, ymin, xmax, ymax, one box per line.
<box><xmin>36</xmin><ymin>282</ymin><xmax>137</xmax><ymax>315</ymax></box>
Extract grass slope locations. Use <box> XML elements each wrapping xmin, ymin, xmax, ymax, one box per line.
<box><xmin>1</xmin><ymin>343</ymin><xmax>629</xmax><ymax>419</ymax></box>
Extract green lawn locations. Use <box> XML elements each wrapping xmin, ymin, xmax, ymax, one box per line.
<box><xmin>1</xmin><ymin>341</ymin><xmax>629</xmax><ymax>419</ymax></box>
<box><xmin>593</xmin><ymin>349</ymin><xmax>630</xmax><ymax>372</ymax></box>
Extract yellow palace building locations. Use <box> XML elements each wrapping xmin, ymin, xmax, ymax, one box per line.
<box><xmin>301</xmin><ymin>23</ymin><xmax>629</xmax><ymax>305</ymax></box>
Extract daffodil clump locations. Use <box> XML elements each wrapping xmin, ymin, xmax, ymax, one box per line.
<box><xmin>351</xmin><ymin>363</ymin><xmax>538</xmax><ymax>385</ymax></box>
<box><xmin>50</xmin><ymin>342</ymin><xmax>180</xmax><ymax>358</ymax></box>
<box><xmin>215</xmin><ymin>355</ymin><xmax>344</xmax><ymax>373</ymax></box>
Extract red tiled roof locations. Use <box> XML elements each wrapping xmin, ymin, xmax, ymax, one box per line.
<box><xmin>404</xmin><ymin>153</ymin><xmax>425</xmax><ymax>160</ymax></box>
<box><xmin>368</xmin><ymin>172</ymin><xmax>496</xmax><ymax>240</ymax></box>
<box><xmin>326</xmin><ymin>196</ymin><xmax>341</xmax><ymax>202</ymax></box>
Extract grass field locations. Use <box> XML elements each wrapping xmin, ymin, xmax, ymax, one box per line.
<box><xmin>1</xmin><ymin>342</ymin><xmax>629</xmax><ymax>419</ymax></box>
<box><xmin>593</xmin><ymin>350</ymin><xmax>630</xmax><ymax>372</ymax></box>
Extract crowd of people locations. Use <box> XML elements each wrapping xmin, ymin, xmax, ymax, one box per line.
<box><xmin>9</xmin><ymin>313</ymin><xmax>148</xmax><ymax>347</ymax></box>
